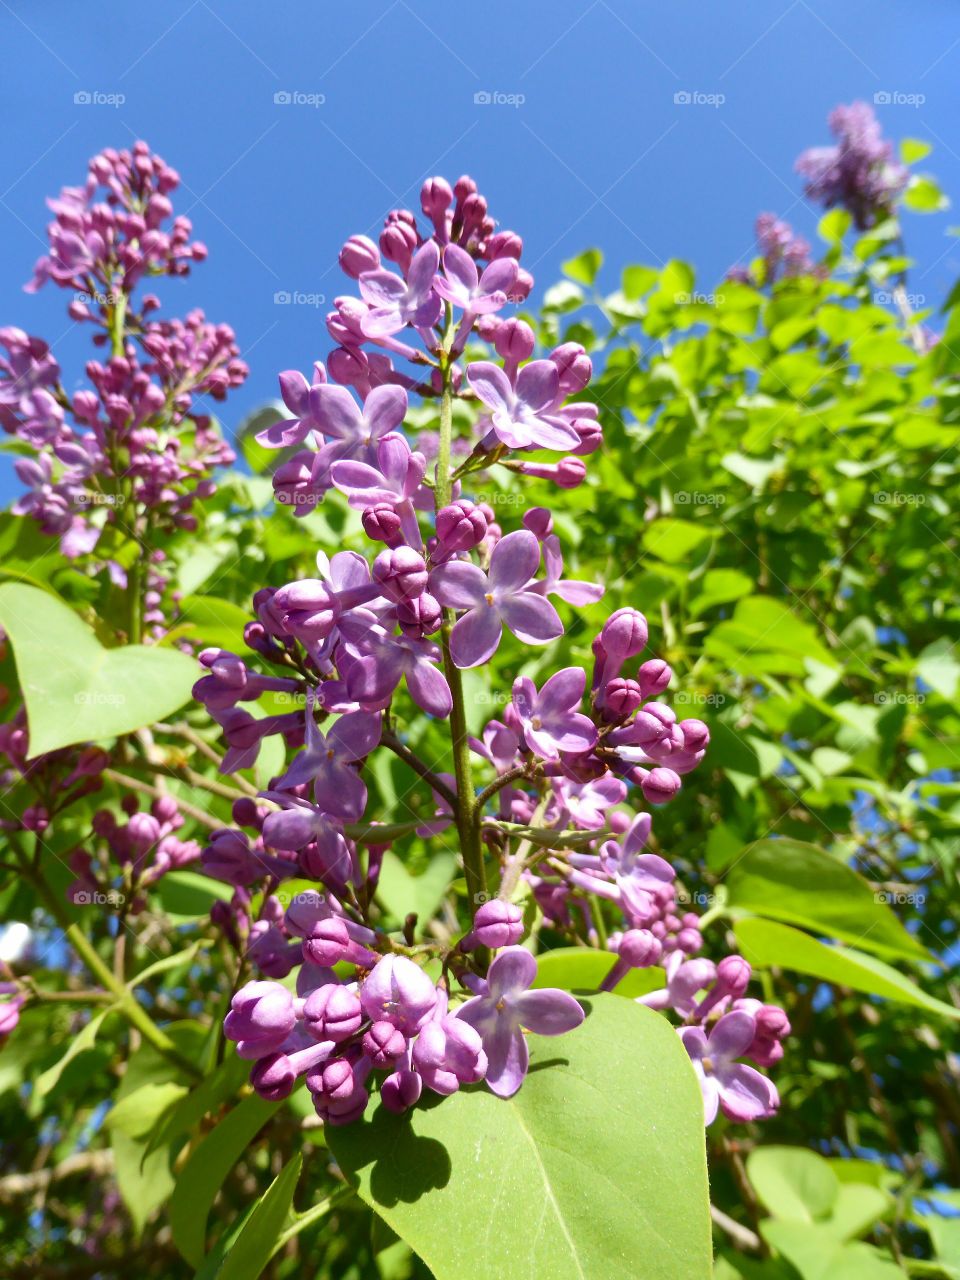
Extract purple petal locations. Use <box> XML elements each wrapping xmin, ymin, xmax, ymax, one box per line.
<box><xmin>488</xmin><ymin>529</ymin><xmax>541</xmax><ymax>595</ymax></box>
<box><xmin>330</xmin><ymin>460</ymin><xmax>397</xmax><ymax>507</ymax></box>
<box><xmin>256</xmin><ymin>416</ymin><xmax>312</xmax><ymax>449</ymax></box>
<box><xmin>515</xmin><ymin>413</ymin><xmax>581</xmax><ymax>452</ymax></box>
<box><xmin>358</xmin><ymin>271</ymin><xmax>406</xmax><ymax>308</ymax></box>
<box><xmin>328</xmin><ymin>710</ymin><xmax>381</xmax><ymax>762</ymax></box>
<box><xmin>511</xmin><ymin>675</ymin><xmax>537</xmax><ymax>721</ymax></box>
<box><xmin>279</xmin><ymin>369</ymin><xmax>311</xmax><ymax>417</ymax></box>
<box><xmin>406</xmin><ymin>659</ymin><xmax>453</xmax><ymax>718</ymax></box>
<box><xmin>553</xmin><ymin>579</ymin><xmax>605</xmax><ymax>606</ymax></box>
<box><xmin>678</xmin><ymin>1025</ymin><xmax>709</xmax><ymax>1062</ymax></box>
<box><xmin>538</xmin><ymin>667</ymin><xmax>585</xmax><ymax>717</ymax></box>
<box><xmin>363</xmin><ymin>384</ymin><xmax>407</xmax><ymax>438</ymax></box>
<box><xmin>450</xmin><ymin>604</ymin><xmax>502</xmax><ymax>668</ymax></box>
<box><xmin>467</xmin><ymin>362</ymin><xmax>513</xmax><ymax>414</ymax></box>
<box><xmin>329</xmin><ymin>550</ymin><xmax>372</xmax><ymax>593</ymax></box>
<box><xmin>513</xmin><ymin>988</ymin><xmax>584</xmax><ymax>1036</ymax></box>
<box><xmin>547</xmin><ymin>714</ymin><xmax>597</xmax><ymax>754</ymax></box>
<box><xmin>429</xmin><ymin>560</ymin><xmax>488</xmax><ymax>609</ymax></box>
<box><xmin>479</xmin><ymin>257</ymin><xmax>519</xmax><ymax>297</ymax></box>
<box><xmin>716</xmin><ymin>1062</ymin><xmax>778</xmax><ymax>1122</ymax></box>
<box><xmin>499</xmin><ymin>592</ymin><xmax>563</xmax><ymax>646</ymax></box>
<box><xmin>483</xmin><ymin>1016</ymin><xmax>529</xmax><ymax>1098</ymax></box>
<box><xmin>516</xmin><ymin>360</ymin><xmax>560</xmax><ymax>414</ymax></box>
<box><xmin>361</xmin><ymin>307</ymin><xmax>405</xmax><ymax>338</ymax></box>
<box><xmin>310</xmin><ymin>384</ymin><xmax>362</xmax><ymax>439</ymax></box>
<box><xmin>407</xmin><ymin>240</ymin><xmax>441</xmax><ymax>297</ymax></box>
<box><xmin>699</xmin><ymin>1071</ymin><xmax>721</xmax><ymax>1125</ymax></box>
<box><xmin>708</xmin><ymin>1010</ymin><xmax>758</xmax><ymax>1061</ymax></box>
<box><xmin>313</xmin><ymin>761</ymin><xmax>367</xmax><ymax>821</ymax></box>
<box><xmin>443</xmin><ymin>244</ymin><xmax>479</xmax><ymax>296</ymax></box>
<box><xmin>487</xmin><ymin>946</ymin><xmax>537</xmax><ymax>999</ymax></box>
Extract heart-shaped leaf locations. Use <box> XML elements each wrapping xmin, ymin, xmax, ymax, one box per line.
<box><xmin>0</xmin><ymin>582</ymin><xmax>198</xmax><ymax>757</ymax></box>
<box><xmin>328</xmin><ymin>996</ymin><xmax>712</xmax><ymax>1280</ymax></box>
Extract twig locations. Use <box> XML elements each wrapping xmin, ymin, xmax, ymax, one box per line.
<box><xmin>710</xmin><ymin>1204</ymin><xmax>762</xmax><ymax>1254</ymax></box>
<box><xmin>380</xmin><ymin>730</ymin><xmax>457</xmax><ymax>811</ymax></box>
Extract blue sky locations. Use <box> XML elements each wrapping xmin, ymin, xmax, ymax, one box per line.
<box><xmin>1</xmin><ymin>1</ymin><xmax>958</xmax><ymax>501</ymax></box>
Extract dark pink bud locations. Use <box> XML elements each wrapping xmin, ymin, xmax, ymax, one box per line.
<box><xmin>641</xmin><ymin>767</ymin><xmax>681</xmax><ymax>806</ymax></box>
<box><xmin>618</xmin><ymin>928</ymin><xmax>663</xmax><ymax>968</ymax></box>
<box><xmin>381</xmin><ymin>1067</ymin><xmax>422</xmax><ymax>1114</ymax></box>
<box><xmin>513</xmin><ymin>268</ymin><xmax>534</xmax><ymax>301</ymax></box>
<box><xmin>397</xmin><ymin>592</ymin><xmax>442</xmax><ymax>637</ymax></box>
<box><xmin>303</xmin><ymin>918</ymin><xmax>379</xmax><ymax>968</ymax></box>
<box><xmin>303</xmin><ymin>984</ymin><xmax>363</xmax><ymax>1043</ymax></box>
<box><xmin>380</xmin><ymin>221</ymin><xmax>418</xmax><ymax>274</ymax></box>
<box><xmin>485</xmin><ymin>230</ymin><xmax>523</xmax><ymax>261</ymax></box>
<box><xmin>549</xmin><ymin>342</ymin><xmax>592</xmax><ymax>395</ymax></box>
<box><xmin>362</xmin><ymin>503</ymin><xmax>404</xmax><ymax>547</ymax></box>
<box><xmin>680</xmin><ymin>718</ymin><xmax>710</xmax><ymax>753</ymax></box>
<box><xmin>250</xmin><ymin>1053</ymin><xmax>296</xmax><ymax>1101</ymax></box>
<box><xmin>716</xmin><ymin>954</ymin><xmax>751</xmax><ymax>997</ymax></box>
<box><xmin>603</xmin><ymin>677</ymin><xmax>643</xmax><ymax>721</ymax></box>
<box><xmin>601</xmin><ymin>608</ymin><xmax>648</xmax><ymax>663</ymax></box>
<box><xmin>339</xmin><ymin>234</ymin><xmax>380</xmax><ymax>279</ymax></box>
<box><xmin>435</xmin><ymin>501</ymin><xmax>487</xmax><ymax>555</ymax></box>
<box><xmin>522</xmin><ymin>506</ymin><xmax>553</xmax><ymax>539</ymax></box>
<box><xmin>372</xmin><ymin>546</ymin><xmax>428</xmax><ymax>604</ymax></box>
<box><xmin>363</xmin><ymin>1019</ymin><xmax>408</xmax><ymax>1066</ymax></box>
<box><xmin>421</xmin><ymin>176</ymin><xmax>453</xmax><ymax>231</ymax></box>
<box><xmin>637</xmin><ymin>659</ymin><xmax>672</xmax><ymax>699</ymax></box>
<box><xmin>494</xmin><ymin>318</ymin><xmax>535</xmax><ymax>362</ymax></box>
<box><xmin>461</xmin><ymin>899</ymin><xmax>523</xmax><ymax>950</ymax></box>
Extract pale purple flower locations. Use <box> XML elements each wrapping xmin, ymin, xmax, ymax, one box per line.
<box><xmin>276</xmin><ymin>708</ymin><xmax>380</xmax><ymax>821</ymax></box>
<box><xmin>796</xmin><ymin>101</ymin><xmax>908</xmax><ymax>230</ymax></box>
<box><xmin>456</xmin><ymin>947</ymin><xmax>584</xmax><ymax>1097</ymax></box>
<box><xmin>337</xmin><ymin>612</ymin><xmax>452</xmax><ymax>718</ymax></box>
<box><xmin>553</xmin><ymin>773</ymin><xmax>626</xmax><ymax>830</ymax></box>
<box><xmin>434</xmin><ymin>244</ymin><xmax>518</xmax><ymax>314</ymax></box>
<box><xmin>359</xmin><ymin>241</ymin><xmax>442</xmax><ymax>337</ymax></box>
<box><xmin>429</xmin><ymin>529</ymin><xmax>563</xmax><ymax>668</ymax></box>
<box><xmin>511</xmin><ymin>667</ymin><xmax>597</xmax><ymax>761</ymax></box>
<box><xmin>256</xmin><ymin>366</ymin><xmax>326</xmax><ymax>449</ymax></box>
<box><xmin>467</xmin><ymin>360</ymin><xmax>581</xmax><ymax>452</ymax></box>
<box><xmin>330</xmin><ymin>432</ymin><xmax>426</xmax><ymax>549</ymax></box>
<box><xmin>638</xmin><ymin>950</ymin><xmax>717</xmax><ymax>1018</ymax></box>
<box><xmin>307</xmin><ymin>383</ymin><xmax>409</xmax><ymax>492</ymax></box>
<box><xmin>533</xmin><ymin>534</ymin><xmax>604</xmax><ymax>606</ymax></box>
<box><xmin>679</xmin><ymin>1010</ymin><xmax>779</xmax><ymax>1125</ymax></box>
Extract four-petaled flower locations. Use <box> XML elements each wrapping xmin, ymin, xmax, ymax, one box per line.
<box><xmin>277</xmin><ymin>707</ymin><xmax>381</xmax><ymax>821</ymax></box>
<box><xmin>467</xmin><ymin>361</ymin><xmax>581</xmax><ymax>452</ymax></box>
<box><xmin>430</xmin><ymin>529</ymin><xmax>562</xmax><ymax>668</ymax></box>
<box><xmin>456</xmin><ymin>947</ymin><xmax>584</xmax><ymax>1097</ymax></box>
<box><xmin>679</xmin><ymin>1010</ymin><xmax>779</xmax><ymax>1125</ymax></box>
<box><xmin>512</xmin><ymin>667</ymin><xmax>597</xmax><ymax>761</ymax></box>
<box><xmin>359</xmin><ymin>241</ymin><xmax>442</xmax><ymax>337</ymax></box>
<box><xmin>433</xmin><ymin>244</ymin><xmax>518</xmax><ymax>315</ymax></box>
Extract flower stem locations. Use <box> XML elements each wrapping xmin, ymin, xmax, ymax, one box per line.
<box><xmin>434</xmin><ymin>327</ymin><xmax>487</xmax><ymax>914</ymax></box>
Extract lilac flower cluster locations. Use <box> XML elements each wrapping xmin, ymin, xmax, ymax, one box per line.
<box><xmin>198</xmin><ymin>174</ymin><xmax>787</xmax><ymax>1127</ymax></box>
<box><xmin>796</xmin><ymin>101</ymin><xmax>909</xmax><ymax>230</ymax></box>
<box><xmin>67</xmin><ymin>794</ymin><xmax>201</xmax><ymax>912</ymax></box>
<box><xmin>2</xmin><ymin>141</ymin><xmax>247</xmax><ymax>570</ymax></box>
<box><xmin>727</xmin><ymin>213</ymin><xmax>818</xmax><ymax>287</ymax></box>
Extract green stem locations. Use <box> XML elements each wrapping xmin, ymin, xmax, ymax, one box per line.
<box><xmin>17</xmin><ymin>850</ymin><xmax>201</xmax><ymax>1079</ymax></box>
<box><xmin>434</xmin><ymin>324</ymin><xmax>488</xmax><ymax>914</ymax></box>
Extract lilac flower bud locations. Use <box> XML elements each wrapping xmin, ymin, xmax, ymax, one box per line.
<box><xmin>360</xmin><ymin>955</ymin><xmax>437</xmax><ymax>1033</ymax></box>
<box><xmin>381</xmin><ymin>1067</ymin><xmax>422</xmax><ymax>1114</ymax></box>
<box><xmin>601</xmin><ymin>608</ymin><xmax>649</xmax><ymax>664</ymax></box>
<box><xmin>569</xmin><ymin>414</ymin><xmax>603</xmax><ymax>456</ymax></box>
<box><xmin>380</xmin><ymin>221</ymin><xmax>418</xmax><ymax>274</ymax></box>
<box><xmin>641</xmin><ymin>767</ymin><xmax>682</xmax><ymax>806</ymax></box>
<box><xmin>434</xmin><ymin>501</ymin><xmax>487</xmax><ymax>557</ymax></box>
<box><xmin>602</xmin><ymin>677</ymin><xmax>643</xmax><ymax>722</ymax></box>
<box><xmin>717</xmin><ymin>955</ymin><xmax>751</xmax><ymax>997</ymax></box>
<box><xmin>250</xmin><ymin>1052</ymin><xmax>297</xmax><ymax>1101</ymax></box>
<box><xmin>513</xmin><ymin>268</ymin><xmax>534</xmax><ymax>301</ymax></box>
<box><xmin>397</xmin><ymin>592</ymin><xmax>442</xmax><ymax>637</ymax></box>
<box><xmin>413</xmin><ymin>1016</ymin><xmax>487</xmax><ymax>1095</ymax></box>
<box><xmin>262</xmin><ymin>806</ymin><xmax>318</xmax><ymax>851</ymax></box>
<box><xmin>372</xmin><ymin>547</ymin><xmax>428</xmax><ymax>603</ymax></box>
<box><xmin>303</xmin><ymin>918</ymin><xmax>380</xmax><ymax>969</ymax></box>
<box><xmin>202</xmin><ymin>829</ymin><xmax>264</xmax><ymax>886</ymax></box>
<box><xmin>485</xmin><ymin>230</ymin><xmax>523</xmax><ymax>261</ymax></box>
<box><xmin>339</xmin><ymin>234</ymin><xmax>380</xmax><ymax>279</ymax></box>
<box><xmin>522</xmin><ymin>506</ymin><xmax>554</xmax><ymax>538</ymax></box>
<box><xmin>549</xmin><ymin>343</ymin><xmax>593</xmax><ymax>396</ymax></box>
<box><xmin>232</xmin><ymin>797</ymin><xmax>263</xmax><ymax>829</ymax></box>
<box><xmin>274</xmin><ymin>579</ymin><xmax>341</xmax><ymax>641</ymax></box>
<box><xmin>680</xmin><ymin>718</ymin><xmax>710</xmax><ymax>753</ymax></box>
<box><xmin>421</xmin><ymin>176</ymin><xmax>453</xmax><ymax>233</ymax></box>
<box><xmin>676</xmin><ymin>928</ymin><xmax>702</xmax><ymax>955</ymax></box>
<box><xmin>224</xmin><ymin>980</ymin><xmax>297</xmax><ymax>1059</ymax></box>
<box><xmin>460</xmin><ymin>899</ymin><xmax>523</xmax><ymax>951</ymax></box>
<box><xmin>494</xmin><ymin>318</ymin><xmax>535</xmax><ymax>362</ymax></box>
<box><xmin>756</xmin><ymin>1005</ymin><xmax>790</xmax><ymax>1040</ymax></box>
<box><xmin>619</xmin><ymin>929</ymin><xmax>663</xmax><ymax>968</ymax></box>
<box><xmin>327</xmin><ymin>345</ymin><xmax>369</xmax><ymax>388</ymax></box>
<box><xmin>637</xmin><ymin>659</ymin><xmax>672</xmax><ymax>699</ymax></box>
<box><xmin>0</xmin><ymin>993</ymin><xmax>23</xmax><ymax>1040</ymax></box>
<box><xmin>303</xmin><ymin>984</ymin><xmax>363</xmax><ymax>1043</ymax></box>
<box><xmin>362</xmin><ymin>502</ymin><xmax>404</xmax><ymax>547</ymax></box>
<box><xmin>363</xmin><ymin>1019</ymin><xmax>408</xmax><ymax>1066</ymax></box>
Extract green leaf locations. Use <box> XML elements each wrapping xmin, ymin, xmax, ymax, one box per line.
<box><xmin>690</xmin><ymin>568</ymin><xmax>753</xmax><ymax>616</ymax></box>
<box><xmin>904</xmin><ymin>175</ymin><xmax>949</xmax><ymax>213</ymax></box>
<box><xmin>916</xmin><ymin>638</ymin><xmax>960</xmax><ymax>699</ymax></box>
<box><xmin>642</xmin><ymin>518</ymin><xmax>712</xmax><ymax>564</ymax></box>
<box><xmin>376</xmin><ymin>850</ymin><xmax>458</xmax><ymax>926</ymax></box>
<box><xmin>721</xmin><ymin>452</ymin><xmax>784</xmax><ymax>489</ymax></box>
<box><xmin>0</xmin><ymin>583</ymin><xmax>198</xmax><ymax>757</ymax></box>
<box><xmin>818</xmin><ymin>210</ymin><xmax>852</xmax><ymax>244</ymax></box>
<box><xmin>562</xmin><ymin>248</ymin><xmax>603</xmax><ymax>287</ymax></box>
<box><xmin>761</xmin><ymin>1221</ymin><xmax>901</xmax><ymax>1279</ymax></box>
<box><xmin>169</xmin><ymin>1093</ymin><xmax>280</xmax><ymax>1267</ymax></box>
<box><xmin>747</xmin><ymin>1146</ymin><xmax>839</xmax><ymax>1222</ymax></box>
<box><xmin>177</xmin><ymin>595</ymin><xmax>255</xmax><ymax>653</ymax></box>
<box><xmin>734</xmin><ymin>918</ymin><xmax>957</xmax><ymax>1019</ymax></box>
<box><xmin>34</xmin><ymin>1007</ymin><xmax>113</xmax><ymax>1098</ymax></box>
<box><xmin>901</xmin><ymin>138</ymin><xmax>932</xmax><ymax>165</ymax></box>
<box><xmin>214</xmin><ymin>1153</ymin><xmax>303</xmax><ymax>1280</ymax></box>
<box><xmin>724</xmin><ymin>839</ymin><xmax>930</xmax><ymax>961</ymax></box>
<box><xmin>328</xmin><ymin>998</ymin><xmax>712</xmax><ymax>1280</ymax></box>
<box><xmin>104</xmin><ymin>1081</ymin><xmax>189</xmax><ymax>1139</ymax></box>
